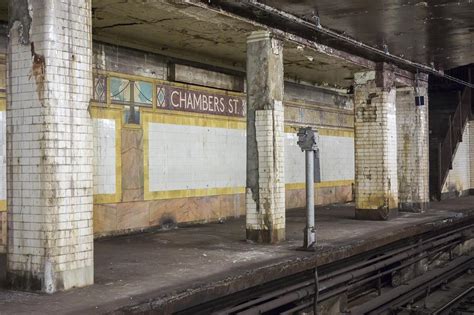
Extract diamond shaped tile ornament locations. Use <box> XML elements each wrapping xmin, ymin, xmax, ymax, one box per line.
<box><xmin>94</xmin><ymin>76</ymin><xmax>106</xmax><ymax>103</ymax></box>
<box><xmin>157</xmin><ymin>86</ymin><xmax>166</xmax><ymax>108</ymax></box>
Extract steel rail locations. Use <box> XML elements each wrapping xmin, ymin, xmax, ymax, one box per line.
<box><xmin>214</xmin><ymin>279</ymin><xmax>314</xmax><ymax>315</ymax></box>
<box><xmin>218</xmin><ymin>232</ymin><xmax>467</xmax><ymax>314</ymax></box>
<box><xmin>320</xmin><ymin>223</ymin><xmax>474</xmax><ymax>282</ymax></box>
<box><xmin>247</xmin><ymin>240</ymin><xmax>462</xmax><ymax>315</ymax></box>
<box><xmin>174</xmin><ymin>222</ymin><xmax>473</xmax><ymax>315</ymax></box>
<box><xmin>350</xmin><ymin>256</ymin><xmax>473</xmax><ymax>314</ymax></box>
<box><xmin>367</xmin><ymin>261</ymin><xmax>473</xmax><ymax>314</ymax></box>
<box><xmin>319</xmin><ymin>233</ymin><xmax>462</xmax><ymax>291</ymax></box>
<box><xmin>432</xmin><ymin>286</ymin><xmax>474</xmax><ymax>315</ymax></box>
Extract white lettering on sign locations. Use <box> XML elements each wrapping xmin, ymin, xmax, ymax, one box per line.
<box><xmin>157</xmin><ymin>83</ymin><xmax>246</xmax><ymax>117</ymax></box>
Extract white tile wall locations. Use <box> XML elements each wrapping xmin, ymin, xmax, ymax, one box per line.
<box><xmin>147</xmin><ymin>123</ymin><xmax>354</xmax><ymax>192</ymax></box>
<box><xmin>443</xmin><ymin>123</ymin><xmax>471</xmax><ymax>193</ymax></box>
<box><xmin>354</xmin><ymin>76</ymin><xmax>399</xmax><ymax>210</ymax></box>
<box><xmin>284</xmin><ymin>133</ymin><xmax>305</xmax><ymax>184</ymax></box>
<box><xmin>470</xmin><ymin>123</ymin><xmax>474</xmax><ymax>190</ymax></box>
<box><xmin>148</xmin><ymin>123</ymin><xmax>246</xmax><ymax>191</ymax></box>
<box><xmin>247</xmin><ymin>107</ymin><xmax>286</xmax><ymax>231</ymax></box>
<box><xmin>285</xmin><ymin>132</ymin><xmax>354</xmax><ymax>184</ymax></box>
<box><xmin>319</xmin><ymin>135</ymin><xmax>355</xmax><ymax>181</ymax></box>
<box><xmin>0</xmin><ymin>111</ymin><xmax>5</xmax><ymax>200</ymax></box>
<box><xmin>93</xmin><ymin>119</ymin><xmax>116</xmax><ymax>195</ymax></box>
<box><xmin>396</xmin><ymin>86</ymin><xmax>430</xmax><ymax>206</ymax></box>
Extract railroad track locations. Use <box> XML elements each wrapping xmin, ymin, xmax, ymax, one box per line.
<box><xmin>174</xmin><ymin>221</ymin><xmax>474</xmax><ymax>315</ymax></box>
<box><xmin>433</xmin><ymin>286</ymin><xmax>474</xmax><ymax>315</ymax></box>
<box><xmin>349</xmin><ymin>255</ymin><xmax>473</xmax><ymax>314</ymax></box>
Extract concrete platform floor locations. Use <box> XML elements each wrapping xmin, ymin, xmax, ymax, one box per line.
<box><xmin>1</xmin><ymin>196</ymin><xmax>474</xmax><ymax>314</ymax></box>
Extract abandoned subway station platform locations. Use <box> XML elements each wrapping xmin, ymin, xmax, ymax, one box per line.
<box><xmin>0</xmin><ymin>0</ymin><xmax>474</xmax><ymax>314</ymax></box>
<box><xmin>0</xmin><ymin>197</ymin><xmax>473</xmax><ymax>313</ymax></box>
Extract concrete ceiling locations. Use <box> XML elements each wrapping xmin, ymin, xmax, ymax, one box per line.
<box><xmin>216</xmin><ymin>0</ymin><xmax>474</xmax><ymax>71</ymax></box>
<box><xmin>0</xmin><ymin>1</ymin><xmax>472</xmax><ymax>78</ymax></box>
<box><xmin>90</xmin><ymin>0</ymin><xmax>365</xmax><ymax>88</ymax></box>
<box><xmin>91</xmin><ymin>0</ymin><xmax>250</xmax><ymax>70</ymax></box>
<box><xmin>0</xmin><ymin>0</ymin><xmax>369</xmax><ymax>88</ymax></box>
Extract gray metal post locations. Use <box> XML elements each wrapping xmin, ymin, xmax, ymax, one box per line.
<box><xmin>297</xmin><ymin>127</ymin><xmax>318</xmax><ymax>250</ymax></box>
<box><xmin>305</xmin><ymin>149</ymin><xmax>315</xmax><ymax>248</ymax></box>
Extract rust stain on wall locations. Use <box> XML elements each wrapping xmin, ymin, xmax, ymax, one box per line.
<box><xmin>30</xmin><ymin>42</ymin><xmax>46</xmax><ymax>103</ymax></box>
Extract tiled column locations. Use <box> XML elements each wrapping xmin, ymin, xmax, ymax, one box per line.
<box><xmin>354</xmin><ymin>63</ymin><xmax>399</xmax><ymax>220</ymax></box>
<box><xmin>246</xmin><ymin>31</ymin><xmax>285</xmax><ymax>243</ymax></box>
<box><xmin>7</xmin><ymin>0</ymin><xmax>94</xmax><ymax>292</ymax></box>
<box><xmin>396</xmin><ymin>74</ymin><xmax>430</xmax><ymax>212</ymax></box>
<box><xmin>470</xmin><ymin>123</ymin><xmax>474</xmax><ymax>193</ymax></box>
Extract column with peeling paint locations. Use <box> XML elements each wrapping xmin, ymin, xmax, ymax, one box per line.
<box><xmin>354</xmin><ymin>63</ymin><xmax>399</xmax><ymax>220</ymax></box>
<box><xmin>7</xmin><ymin>0</ymin><xmax>94</xmax><ymax>292</ymax></box>
<box><xmin>396</xmin><ymin>74</ymin><xmax>430</xmax><ymax>212</ymax></box>
<box><xmin>246</xmin><ymin>31</ymin><xmax>285</xmax><ymax>243</ymax></box>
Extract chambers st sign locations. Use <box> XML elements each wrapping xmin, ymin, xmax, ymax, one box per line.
<box><xmin>156</xmin><ymin>83</ymin><xmax>246</xmax><ymax>117</ymax></box>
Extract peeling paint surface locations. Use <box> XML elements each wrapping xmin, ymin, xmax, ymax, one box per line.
<box><xmin>354</xmin><ymin>68</ymin><xmax>399</xmax><ymax>218</ymax></box>
<box><xmin>89</xmin><ymin>0</ymin><xmax>365</xmax><ymax>87</ymax></box>
<box><xmin>247</xmin><ymin>0</ymin><xmax>474</xmax><ymax>69</ymax></box>
<box><xmin>8</xmin><ymin>0</ymin><xmax>31</xmax><ymax>45</ymax></box>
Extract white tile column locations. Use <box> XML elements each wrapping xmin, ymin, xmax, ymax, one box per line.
<box><xmin>396</xmin><ymin>73</ymin><xmax>430</xmax><ymax>212</ymax></box>
<box><xmin>354</xmin><ymin>63</ymin><xmax>399</xmax><ymax>220</ymax></box>
<box><xmin>7</xmin><ymin>0</ymin><xmax>94</xmax><ymax>292</ymax></box>
<box><xmin>246</xmin><ymin>31</ymin><xmax>285</xmax><ymax>243</ymax></box>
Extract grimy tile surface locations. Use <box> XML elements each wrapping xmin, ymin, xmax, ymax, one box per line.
<box><xmin>0</xmin><ymin>196</ymin><xmax>473</xmax><ymax>314</ymax></box>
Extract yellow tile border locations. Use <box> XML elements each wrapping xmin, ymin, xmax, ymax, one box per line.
<box><xmin>141</xmin><ymin>107</ymin><xmax>246</xmax><ymax>129</ymax></box>
<box><xmin>0</xmin><ymin>102</ymin><xmax>5</xmax><ymax>209</ymax></box>
<box><xmin>286</xmin><ymin>180</ymin><xmax>354</xmax><ymax>190</ymax></box>
<box><xmin>94</xmin><ymin>69</ymin><xmax>246</xmax><ymax>101</ymax></box>
<box><xmin>284</xmin><ymin>99</ymin><xmax>354</xmax><ymax>114</ymax></box>
<box><xmin>318</xmin><ymin>128</ymin><xmax>354</xmax><ymax>138</ymax></box>
<box><xmin>93</xmin><ymin>71</ymin><xmax>354</xmax><ymax>138</ymax></box>
<box><xmin>92</xmin><ymin>71</ymin><xmax>355</xmax><ymax>201</ymax></box>
<box><xmin>146</xmin><ymin>187</ymin><xmax>246</xmax><ymax>200</ymax></box>
<box><xmin>142</xmin><ymin>110</ymin><xmax>246</xmax><ymax>200</ymax></box>
<box><xmin>284</xmin><ymin>125</ymin><xmax>354</xmax><ymax>138</ymax></box>
<box><xmin>143</xmin><ymin>113</ymin><xmax>151</xmax><ymax>200</ymax></box>
<box><xmin>122</xmin><ymin>123</ymin><xmax>142</xmax><ymax>130</ymax></box>
<box><xmin>90</xmin><ymin>106</ymin><xmax>123</xmax><ymax>204</ymax></box>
